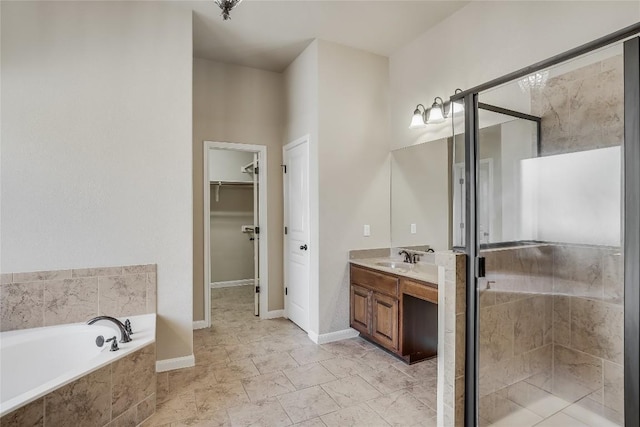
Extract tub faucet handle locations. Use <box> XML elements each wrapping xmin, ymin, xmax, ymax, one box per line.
<box><xmin>106</xmin><ymin>336</ymin><xmax>119</xmax><ymax>352</ymax></box>
<box><xmin>87</xmin><ymin>316</ymin><xmax>132</xmax><ymax>343</ymax></box>
<box><xmin>124</xmin><ymin>319</ymin><xmax>133</xmax><ymax>336</ymax></box>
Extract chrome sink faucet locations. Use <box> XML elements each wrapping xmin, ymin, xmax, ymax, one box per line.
<box><xmin>87</xmin><ymin>316</ymin><xmax>132</xmax><ymax>343</ymax></box>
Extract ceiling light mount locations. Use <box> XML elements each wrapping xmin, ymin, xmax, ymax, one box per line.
<box><xmin>215</xmin><ymin>0</ymin><xmax>242</xmax><ymax>21</ymax></box>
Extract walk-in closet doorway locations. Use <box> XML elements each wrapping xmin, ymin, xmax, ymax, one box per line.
<box><xmin>203</xmin><ymin>141</ymin><xmax>269</xmax><ymax>327</ymax></box>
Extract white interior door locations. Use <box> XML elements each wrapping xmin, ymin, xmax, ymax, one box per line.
<box><xmin>284</xmin><ymin>139</ymin><xmax>310</xmax><ymax>331</ymax></box>
<box><xmin>253</xmin><ymin>153</ymin><xmax>260</xmax><ymax>316</ymax></box>
<box><xmin>478</xmin><ymin>159</ymin><xmax>493</xmax><ymax>244</ymax></box>
<box><xmin>453</xmin><ymin>163</ymin><xmax>465</xmax><ymax>247</ymax></box>
<box><xmin>454</xmin><ymin>161</ymin><xmax>493</xmax><ymax>246</ymax></box>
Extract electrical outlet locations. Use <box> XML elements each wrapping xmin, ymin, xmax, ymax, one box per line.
<box><xmin>411</xmin><ymin>223</ymin><xmax>417</xmax><ymax>234</ymax></box>
<box><xmin>363</xmin><ymin>224</ymin><xmax>370</xmax><ymax>237</ymax></box>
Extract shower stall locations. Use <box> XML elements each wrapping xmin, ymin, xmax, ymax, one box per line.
<box><xmin>453</xmin><ymin>24</ymin><xmax>640</xmax><ymax>427</ymax></box>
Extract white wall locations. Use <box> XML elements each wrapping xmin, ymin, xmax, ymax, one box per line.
<box><xmin>193</xmin><ymin>58</ymin><xmax>284</xmax><ymax>321</ymax></box>
<box><xmin>209</xmin><ymin>149</ymin><xmax>254</xmax><ymax>183</ymax></box>
<box><xmin>0</xmin><ymin>1</ymin><xmax>193</xmax><ymax>361</ymax></box>
<box><xmin>284</xmin><ymin>40</ymin><xmax>390</xmax><ymax>336</ymax></box>
<box><xmin>283</xmin><ymin>41</ymin><xmax>320</xmax><ymax>335</ymax></box>
<box><xmin>390</xmin><ymin>1</ymin><xmax>640</xmax><ymax>151</ymax></box>
<box><xmin>317</xmin><ymin>41</ymin><xmax>390</xmax><ymax>335</ymax></box>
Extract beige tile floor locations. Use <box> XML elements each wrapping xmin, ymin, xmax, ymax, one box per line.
<box><xmin>143</xmin><ymin>285</ymin><xmax>438</xmax><ymax>427</ymax></box>
<box><xmin>482</xmin><ymin>379</ymin><xmax>623</xmax><ymax>427</ymax></box>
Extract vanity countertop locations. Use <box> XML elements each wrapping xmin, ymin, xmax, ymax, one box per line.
<box><xmin>349</xmin><ymin>257</ymin><xmax>439</xmax><ymax>285</ymax></box>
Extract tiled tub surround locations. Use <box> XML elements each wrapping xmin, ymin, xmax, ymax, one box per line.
<box><xmin>0</xmin><ymin>264</ymin><xmax>157</xmax><ymax>332</ymax></box>
<box><xmin>0</xmin><ymin>314</ymin><xmax>157</xmax><ymax>426</ymax></box>
<box><xmin>478</xmin><ymin>244</ymin><xmax>624</xmax><ymax>426</ymax></box>
<box><xmin>349</xmin><ymin>249</ymin><xmax>466</xmax><ymax>426</ymax></box>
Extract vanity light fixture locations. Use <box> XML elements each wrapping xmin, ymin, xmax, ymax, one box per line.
<box><xmin>409</xmin><ymin>89</ymin><xmax>464</xmax><ymax>129</ymax></box>
<box><xmin>409</xmin><ymin>104</ymin><xmax>428</xmax><ymax>129</ymax></box>
<box><xmin>451</xmin><ymin>88</ymin><xmax>464</xmax><ymax>114</ymax></box>
<box><xmin>426</xmin><ymin>97</ymin><xmax>447</xmax><ymax>124</ymax></box>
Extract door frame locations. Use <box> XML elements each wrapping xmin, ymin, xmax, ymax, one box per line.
<box><xmin>203</xmin><ymin>141</ymin><xmax>269</xmax><ymax>327</ymax></box>
<box><xmin>282</xmin><ymin>135</ymin><xmax>311</xmax><ymax>332</ymax></box>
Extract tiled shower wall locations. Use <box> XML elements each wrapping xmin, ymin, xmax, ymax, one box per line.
<box><xmin>547</xmin><ymin>245</ymin><xmax>623</xmax><ymax>415</ymax></box>
<box><xmin>478</xmin><ymin>244</ymin><xmax>624</xmax><ymax>423</ymax></box>
<box><xmin>478</xmin><ymin>245</ymin><xmax>554</xmax><ymax>421</ymax></box>
<box><xmin>0</xmin><ymin>264</ymin><xmax>157</xmax><ymax>332</ymax></box>
<box><xmin>531</xmin><ymin>54</ymin><xmax>623</xmax><ymax>156</ymax></box>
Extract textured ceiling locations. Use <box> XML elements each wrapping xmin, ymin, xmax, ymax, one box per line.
<box><xmin>190</xmin><ymin>1</ymin><xmax>469</xmax><ymax>72</ymax></box>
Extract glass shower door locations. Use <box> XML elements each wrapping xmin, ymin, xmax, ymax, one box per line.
<box><xmin>475</xmin><ymin>43</ymin><xmax>625</xmax><ymax>427</ymax></box>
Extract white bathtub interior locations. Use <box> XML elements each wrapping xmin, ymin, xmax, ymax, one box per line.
<box><xmin>0</xmin><ymin>313</ymin><xmax>155</xmax><ymax>417</ymax></box>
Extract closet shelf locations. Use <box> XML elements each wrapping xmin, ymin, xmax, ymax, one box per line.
<box><xmin>210</xmin><ymin>211</ymin><xmax>254</xmax><ymax>217</ymax></box>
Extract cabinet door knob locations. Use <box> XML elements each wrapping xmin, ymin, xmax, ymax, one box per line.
<box><xmin>300</xmin><ymin>244</ymin><xmax>308</xmax><ymax>251</ymax></box>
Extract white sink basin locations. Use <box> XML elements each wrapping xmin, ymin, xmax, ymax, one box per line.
<box><xmin>375</xmin><ymin>261</ymin><xmax>413</xmax><ymax>271</ymax></box>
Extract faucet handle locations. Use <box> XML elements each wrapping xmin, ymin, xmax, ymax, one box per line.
<box><xmin>106</xmin><ymin>336</ymin><xmax>119</xmax><ymax>351</ymax></box>
<box><xmin>124</xmin><ymin>319</ymin><xmax>133</xmax><ymax>335</ymax></box>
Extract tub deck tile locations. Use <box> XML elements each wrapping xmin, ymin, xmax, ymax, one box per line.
<box><xmin>46</xmin><ymin>365</ymin><xmax>111</xmax><ymax>427</ymax></box>
<box><xmin>0</xmin><ymin>397</ymin><xmax>44</xmax><ymax>427</ymax></box>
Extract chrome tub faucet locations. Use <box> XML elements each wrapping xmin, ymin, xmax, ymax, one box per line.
<box><xmin>87</xmin><ymin>316</ymin><xmax>132</xmax><ymax>343</ymax></box>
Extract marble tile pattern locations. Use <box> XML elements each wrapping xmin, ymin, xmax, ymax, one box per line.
<box><xmin>531</xmin><ymin>54</ymin><xmax>623</xmax><ymax>156</ymax></box>
<box><xmin>0</xmin><ymin>264</ymin><xmax>157</xmax><ymax>331</ymax></box>
<box><xmin>0</xmin><ymin>343</ymin><xmax>157</xmax><ymax>427</ymax></box>
<box><xmin>348</xmin><ymin>248</ymin><xmax>391</xmax><ymax>260</ymax></box>
<box><xmin>144</xmin><ymin>285</ymin><xmax>439</xmax><ymax>426</ymax></box>
<box><xmin>112</xmin><ymin>344</ymin><xmax>157</xmax><ymax>418</ymax></box>
<box><xmin>435</xmin><ymin>252</ymin><xmax>466</xmax><ymax>427</ymax></box>
<box><xmin>0</xmin><ymin>398</ymin><xmax>44</xmax><ymax>427</ymax></box>
<box><xmin>478</xmin><ymin>243</ymin><xmax>624</xmax><ymax>426</ymax></box>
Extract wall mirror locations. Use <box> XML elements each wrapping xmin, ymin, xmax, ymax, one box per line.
<box><xmin>390</xmin><ymin>137</ymin><xmax>452</xmax><ymax>252</ymax></box>
<box><xmin>390</xmin><ymin>108</ymin><xmax>540</xmax><ymax>252</ymax></box>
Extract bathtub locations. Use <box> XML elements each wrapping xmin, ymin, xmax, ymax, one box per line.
<box><xmin>0</xmin><ymin>313</ymin><xmax>155</xmax><ymax>417</ymax></box>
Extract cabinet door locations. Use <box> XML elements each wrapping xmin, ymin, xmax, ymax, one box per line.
<box><xmin>372</xmin><ymin>292</ymin><xmax>399</xmax><ymax>350</ymax></box>
<box><xmin>350</xmin><ymin>285</ymin><xmax>371</xmax><ymax>335</ymax></box>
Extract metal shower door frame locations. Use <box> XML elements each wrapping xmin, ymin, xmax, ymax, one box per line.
<box><xmin>453</xmin><ymin>23</ymin><xmax>640</xmax><ymax>427</ymax></box>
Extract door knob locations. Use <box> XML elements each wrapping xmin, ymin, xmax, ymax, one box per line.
<box><xmin>300</xmin><ymin>244</ymin><xmax>308</xmax><ymax>251</ymax></box>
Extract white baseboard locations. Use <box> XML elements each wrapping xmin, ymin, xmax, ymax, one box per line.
<box><xmin>156</xmin><ymin>354</ymin><xmax>195</xmax><ymax>372</ymax></box>
<box><xmin>210</xmin><ymin>279</ymin><xmax>254</xmax><ymax>289</ymax></box>
<box><xmin>193</xmin><ymin>320</ymin><xmax>208</xmax><ymax>330</ymax></box>
<box><xmin>308</xmin><ymin>328</ymin><xmax>360</xmax><ymax>344</ymax></box>
<box><xmin>262</xmin><ymin>309</ymin><xmax>284</xmax><ymax>319</ymax></box>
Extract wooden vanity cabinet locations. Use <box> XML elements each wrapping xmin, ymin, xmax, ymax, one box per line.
<box><xmin>349</xmin><ymin>265</ymin><xmax>399</xmax><ymax>351</ymax></box>
<box><xmin>350</xmin><ymin>284</ymin><xmax>371</xmax><ymax>335</ymax></box>
<box><xmin>371</xmin><ymin>292</ymin><xmax>398</xmax><ymax>350</ymax></box>
<box><xmin>350</xmin><ymin>263</ymin><xmax>438</xmax><ymax>363</ymax></box>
